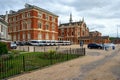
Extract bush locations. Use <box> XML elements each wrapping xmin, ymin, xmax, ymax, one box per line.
<box><xmin>0</xmin><ymin>42</ymin><xmax>8</xmax><ymax>55</ymax></box>
<box><xmin>9</xmin><ymin>50</ymin><xmax>20</xmax><ymax>58</ymax></box>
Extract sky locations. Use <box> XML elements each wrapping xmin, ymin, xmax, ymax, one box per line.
<box><xmin>0</xmin><ymin>0</ymin><xmax>120</xmax><ymax>37</ymax></box>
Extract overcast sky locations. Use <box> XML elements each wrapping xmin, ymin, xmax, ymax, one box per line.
<box><xmin>0</xmin><ymin>0</ymin><xmax>120</xmax><ymax>37</ymax></box>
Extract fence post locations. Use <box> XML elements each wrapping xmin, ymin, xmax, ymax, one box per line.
<box><xmin>67</xmin><ymin>50</ymin><xmax>68</xmax><ymax>60</ymax></box>
<box><xmin>44</xmin><ymin>46</ymin><xmax>45</xmax><ymax>52</ymax></box>
<box><xmin>28</xmin><ymin>46</ymin><xmax>29</xmax><ymax>52</ymax></box>
<box><xmin>70</xmin><ymin>48</ymin><xmax>71</xmax><ymax>54</ymax></box>
<box><xmin>50</xmin><ymin>53</ymin><xmax>52</xmax><ymax>65</ymax></box>
<box><xmin>34</xmin><ymin>46</ymin><xmax>35</xmax><ymax>52</ymax></box>
<box><xmin>23</xmin><ymin>56</ymin><xmax>25</xmax><ymax>71</ymax></box>
<box><xmin>83</xmin><ymin>48</ymin><xmax>85</xmax><ymax>56</ymax></box>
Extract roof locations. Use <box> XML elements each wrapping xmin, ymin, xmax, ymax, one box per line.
<box><xmin>9</xmin><ymin>3</ymin><xmax>58</xmax><ymax>17</ymax></box>
<box><xmin>0</xmin><ymin>18</ymin><xmax>8</xmax><ymax>25</ymax></box>
<box><xmin>79</xmin><ymin>36</ymin><xmax>109</xmax><ymax>40</ymax></box>
<box><xmin>59</xmin><ymin>21</ymin><xmax>84</xmax><ymax>27</ymax></box>
<box><xmin>89</xmin><ymin>31</ymin><xmax>101</xmax><ymax>33</ymax></box>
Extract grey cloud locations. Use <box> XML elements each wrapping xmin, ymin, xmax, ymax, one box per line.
<box><xmin>88</xmin><ymin>24</ymin><xmax>106</xmax><ymax>30</ymax></box>
<box><xmin>0</xmin><ymin>0</ymin><xmax>24</xmax><ymax>14</ymax></box>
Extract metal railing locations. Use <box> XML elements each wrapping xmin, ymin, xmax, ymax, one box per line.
<box><xmin>0</xmin><ymin>48</ymin><xmax>85</xmax><ymax>79</ymax></box>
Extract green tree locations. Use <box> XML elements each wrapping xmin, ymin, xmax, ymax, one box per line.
<box><xmin>0</xmin><ymin>42</ymin><xmax>8</xmax><ymax>55</ymax></box>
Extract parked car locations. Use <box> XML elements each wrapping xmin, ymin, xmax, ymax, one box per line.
<box><xmin>87</xmin><ymin>43</ymin><xmax>103</xmax><ymax>49</ymax></box>
<box><xmin>10</xmin><ymin>42</ymin><xmax>17</xmax><ymax>49</ymax></box>
<box><xmin>16</xmin><ymin>41</ymin><xmax>25</xmax><ymax>46</ymax></box>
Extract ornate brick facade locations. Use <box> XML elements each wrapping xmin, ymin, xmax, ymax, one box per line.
<box><xmin>58</xmin><ymin>14</ymin><xmax>110</xmax><ymax>44</ymax></box>
<box><xmin>58</xmin><ymin>14</ymin><xmax>89</xmax><ymax>44</ymax></box>
<box><xmin>8</xmin><ymin>4</ymin><xmax>58</xmax><ymax>42</ymax></box>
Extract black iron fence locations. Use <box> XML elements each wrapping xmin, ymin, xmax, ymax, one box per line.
<box><xmin>0</xmin><ymin>48</ymin><xmax>85</xmax><ymax>79</ymax></box>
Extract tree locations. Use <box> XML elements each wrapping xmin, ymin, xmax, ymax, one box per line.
<box><xmin>0</xmin><ymin>42</ymin><xmax>8</xmax><ymax>56</ymax></box>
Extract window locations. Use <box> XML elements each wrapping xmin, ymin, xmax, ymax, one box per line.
<box><xmin>52</xmin><ymin>34</ymin><xmax>55</xmax><ymax>40</ymax></box>
<box><xmin>52</xmin><ymin>25</ymin><xmax>55</xmax><ymax>31</ymax></box>
<box><xmin>13</xmin><ymin>17</ymin><xmax>16</xmax><ymax>21</ymax></box>
<box><xmin>18</xmin><ymin>23</ymin><xmax>20</xmax><ymax>30</ymax></box>
<box><xmin>17</xmin><ymin>16</ymin><xmax>20</xmax><ymax>21</ymax></box>
<box><xmin>46</xmin><ymin>24</ymin><xmax>49</xmax><ymax>30</ymax></box>
<box><xmin>62</xmin><ymin>32</ymin><xmax>64</xmax><ymax>36</ymax></box>
<box><xmin>72</xmin><ymin>32</ymin><xmax>74</xmax><ymax>35</ymax></box>
<box><xmin>38</xmin><ymin>22</ymin><xmax>42</xmax><ymax>29</ymax></box>
<box><xmin>22</xmin><ymin>22</ymin><xmax>27</xmax><ymax>29</ymax></box>
<box><xmin>27</xmin><ymin>20</ymin><xmax>31</xmax><ymax>29</ymax></box>
<box><xmin>38</xmin><ymin>12</ymin><xmax>42</xmax><ymax>18</ymax></box>
<box><xmin>27</xmin><ymin>12</ymin><xmax>31</xmax><ymax>17</ymax></box>
<box><xmin>9</xmin><ymin>18</ymin><xmax>12</xmax><ymax>22</ymax></box>
<box><xmin>38</xmin><ymin>33</ymin><xmax>42</xmax><ymax>39</ymax></box>
<box><xmin>61</xmin><ymin>29</ymin><xmax>64</xmax><ymax>32</ymax></box>
<box><xmin>28</xmin><ymin>32</ymin><xmax>31</xmax><ymax>40</ymax></box>
<box><xmin>23</xmin><ymin>33</ymin><xmax>25</xmax><ymax>40</ymax></box>
<box><xmin>22</xmin><ymin>13</ymin><xmax>26</xmax><ymax>18</ymax></box>
<box><xmin>1</xmin><ymin>25</ymin><xmax>3</xmax><ymax>32</ymax></box>
<box><xmin>82</xmin><ymin>31</ymin><xmax>84</xmax><ymax>36</ymax></box>
<box><xmin>46</xmin><ymin>15</ymin><xmax>49</xmax><ymax>20</ymax></box>
<box><xmin>13</xmin><ymin>34</ymin><xmax>16</xmax><ymax>41</ymax></box>
<box><xmin>14</xmin><ymin>26</ymin><xmax>16</xmax><ymax>31</ymax></box>
<box><xmin>52</xmin><ymin>17</ymin><xmax>55</xmax><ymax>22</ymax></box>
<box><xmin>9</xmin><ymin>27</ymin><xmax>12</xmax><ymax>32</ymax></box>
<box><xmin>18</xmin><ymin>33</ymin><xmax>20</xmax><ymax>41</ymax></box>
<box><xmin>46</xmin><ymin>33</ymin><xmax>49</xmax><ymax>40</ymax></box>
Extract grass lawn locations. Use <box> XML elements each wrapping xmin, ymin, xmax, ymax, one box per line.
<box><xmin>0</xmin><ymin>52</ymin><xmax>82</xmax><ymax>79</ymax></box>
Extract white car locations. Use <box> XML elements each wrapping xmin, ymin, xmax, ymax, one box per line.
<box><xmin>10</xmin><ymin>42</ymin><xmax>17</xmax><ymax>49</ymax></box>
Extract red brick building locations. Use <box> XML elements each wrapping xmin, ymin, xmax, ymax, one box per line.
<box><xmin>58</xmin><ymin>14</ymin><xmax>89</xmax><ymax>44</ymax></box>
<box><xmin>89</xmin><ymin>31</ymin><xmax>102</xmax><ymax>37</ymax></box>
<box><xmin>7</xmin><ymin>4</ymin><xmax>58</xmax><ymax>42</ymax></box>
<box><xmin>58</xmin><ymin>14</ymin><xmax>110</xmax><ymax>44</ymax></box>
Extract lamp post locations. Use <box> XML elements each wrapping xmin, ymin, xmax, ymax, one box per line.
<box><xmin>117</xmin><ymin>25</ymin><xmax>118</xmax><ymax>38</ymax></box>
<box><xmin>116</xmin><ymin>25</ymin><xmax>120</xmax><ymax>44</ymax></box>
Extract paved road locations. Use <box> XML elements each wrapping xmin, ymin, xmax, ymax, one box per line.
<box><xmin>70</xmin><ymin>47</ymin><xmax>120</xmax><ymax>80</ymax></box>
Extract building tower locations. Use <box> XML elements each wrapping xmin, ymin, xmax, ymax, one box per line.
<box><xmin>69</xmin><ymin>13</ymin><xmax>72</xmax><ymax>23</ymax></box>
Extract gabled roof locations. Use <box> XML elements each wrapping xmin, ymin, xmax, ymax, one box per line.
<box><xmin>0</xmin><ymin>18</ymin><xmax>8</xmax><ymax>25</ymax></box>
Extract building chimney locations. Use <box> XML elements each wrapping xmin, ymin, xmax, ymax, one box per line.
<box><xmin>5</xmin><ymin>11</ymin><xmax>8</xmax><ymax>23</ymax></box>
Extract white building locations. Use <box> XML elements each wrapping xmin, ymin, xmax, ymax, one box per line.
<box><xmin>0</xmin><ymin>17</ymin><xmax>9</xmax><ymax>41</ymax></box>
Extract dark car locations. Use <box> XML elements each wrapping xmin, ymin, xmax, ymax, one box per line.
<box><xmin>87</xmin><ymin>43</ymin><xmax>103</xmax><ymax>49</ymax></box>
<box><xmin>16</xmin><ymin>41</ymin><xmax>25</xmax><ymax>46</ymax></box>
